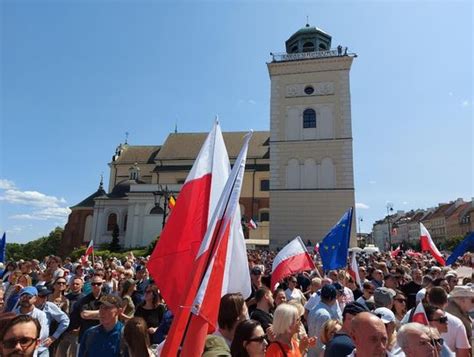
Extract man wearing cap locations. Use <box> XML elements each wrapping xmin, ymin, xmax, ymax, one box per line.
<box><xmin>373</xmin><ymin>307</ymin><xmax>399</xmax><ymax>354</ymax></box>
<box><xmin>78</xmin><ymin>295</ymin><xmax>124</xmax><ymax>357</ymax></box>
<box><xmin>307</xmin><ymin>284</ymin><xmax>340</xmax><ymax>357</ymax></box>
<box><xmin>13</xmin><ymin>286</ymin><xmax>50</xmax><ymax>356</ymax></box>
<box><xmin>374</xmin><ymin>287</ymin><xmax>396</xmax><ymax>309</ymax></box>
<box><xmin>446</xmin><ymin>286</ymin><xmax>474</xmax><ymax>346</ymax></box>
<box><xmin>324</xmin><ymin>302</ymin><xmax>368</xmax><ymax>357</ymax></box>
<box><xmin>131</xmin><ymin>265</ymin><xmax>150</xmax><ymax>306</ymax></box>
<box><xmin>34</xmin><ymin>285</ymin><xmax>70</xmax><ymax>352</ymax></box>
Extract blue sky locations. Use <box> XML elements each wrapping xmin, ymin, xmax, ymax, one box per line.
<box><xmin>1</xmin><ymin>1</ymin><xmax>472</xmax><ymax>243</ymax></box>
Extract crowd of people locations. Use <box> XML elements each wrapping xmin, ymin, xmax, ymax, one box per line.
<box><xmin>0</xmin><ymin>249</ymin><xmax>472</xmax><ymax>357</ymax></box>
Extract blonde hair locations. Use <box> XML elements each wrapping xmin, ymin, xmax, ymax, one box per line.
<box><xmin>320</xmin><ymin>319</ymin><xmax>342</xmax><ymax>344</ymax></box>
<box><xmin>272</xmin><ymin>303</ymin><xmax>299</xmax><ymax>336</ymax></box>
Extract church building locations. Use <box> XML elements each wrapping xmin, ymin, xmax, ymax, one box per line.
<box><xmin>61</xmin><ymin>24</ymin><xmax>356</xmax><ymax>254</ymax></box>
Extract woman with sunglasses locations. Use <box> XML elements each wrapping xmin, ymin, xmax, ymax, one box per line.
<box><xmin>231</xmin><ymin>319</ymin><xmax>267</xmax><ymax>357</ymax></box>
<box><xmin>391</xmin><ymin>290</ymin><xmax>407</xmax><ymax>329</ymax></box>
<box><xmin>48</xmin><ymin>276</ymin><xmax>70</xmax><ymax>313</ymax></box>
<box><xmin>425</xmin><ymin>304</ymin><xmax>455</xmax><ymax>357</ymax></box>
<box><xmin>134</xmin><ymin>284</ymin><xmax>166</xmax><ymax>343</ymax></box>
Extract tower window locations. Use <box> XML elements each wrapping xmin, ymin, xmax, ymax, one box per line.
<box><xmin>303</xmin><ymin>109</ymin><xmax>316</xmax><ymax>128</ymax></box>
<box><xmin>303</xmin><ymin>42</ymin><xmax>315</xmax><ymax>52</ymax></box>
<box><xmin>291</xmin><ymin>45</ymin><xmax>298</xmax><ymax>53</ymax></box>
<box><xmin>319</xmin><ymin>43</ymin><xmax>327</xmax><ymax>50</ymax></box>
<box><xmin>259</xmin><ymin>210</ymin><xmax>270</xmax><ymax>222</ymax></box>
<box><xmin>304</xmin><ymin>86</ymin><xmax>314</xmax><ymax>95</ymax></box>
<box><xmin>260</xmin><ymin>179</ymin><xmax>269</xmax><ymax>191</ymax></box>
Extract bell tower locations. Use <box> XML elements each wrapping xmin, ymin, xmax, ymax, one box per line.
<box><xmin>268</xmin><ymin>24</ymin><xmax>357</xmax><ymax>248</ymax></box>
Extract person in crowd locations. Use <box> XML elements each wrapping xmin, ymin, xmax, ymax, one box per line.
<box><xmin>75</xmin><ymin>275</ymin><xmax>105</xmax><ymax>340</ymax></box>
<box><xmin>373</xmin><ymin>307</ymin><xmax>399</xmax><ymax>355</ymax></box>
<box><xmin>134</xmin><ymin>283</ymin><xmax>167</xmax><ymax>343</ymax></box>
<box><xmin>425</xmin><ymin>304</ymin><xmax>455</xmax><ymax>357</ymax></box>
<box><xmin>0</xmin><ymin>315</ymin><xmax>41</xmax><ymax>357</ymax></box>
<box><xmin>391</xmin><ymin>290</ymin><xmax>407</xmax><ymax>327</ymax></box>
<box><xmin>305</xmin><ymin>277</ymin><xmax>322</xmax><ymax>300</ymax></box>
<box><xmin>433</xmin><ymin>277</ymin><xmax>451</xmax><ymax>293</ymax></box>
<box><xmin>34</xmin><ymin>285</ymin><xmax>70</xmax><ymax>354</ymax></box>
<box><xmin>230</xmin><ymin>319</ymin><xmax>268</xmax><ymax>357</ymax></box>
<box><xmin>250</xmin><ymin>286</ymin><xmax>274</xmax><ymax>332</ymax></box>
<box><xmin>78</xmin><ymin>295</ymin><xmax>124</xmax><ymax>357</ymax></box>
<box><xmin>307</xmin><ymin>284</ymin><xmax>340</xmax><ymax>357</ymax></box>
<box><xmin>273</xmin><ymin>288</ymin><xmax>287</xmax><ymax>307</ymax></box>
<box><xmin>445</xmin><ymin>272</ymin><xmax>458</xmax><ymax>291</ymax></box>
<box><xmin>396</xmin><ymin>322</ymin><xmax>439</xmax><ymax>357</ymax></box>
<box><xmin>246</xmin><ymin>266</ymin><xmax>264</xmax><ymax>313</ymax></box>
<box><xmin>384</xmin><ymin>273</ymin><xmax>399</xmax><ymax>290</ymax></box>
<box><xmin>324</xmin><ymin>302</ymin><xmax>368</xmax><ymax>357</ymax></box>
<box><xmin>65</xmin><ymin>277</ymin><xmax>84</xmax><ymax>314</ymax></box>
<box><xmin>0</xmin><ymin>285</ymin><xmax>5</xmax><ymax>311</ymax></box>
<box><xmin>123</xmin><ymin>317</ymin><xmax>158</xmax><ymax>356</ymax></box>
<box><xmin>4</xmin><ymin>273</ymin><xmax>32</xmax><ymax>312</ymax></box>
<box><xmin>445</xmin><ymin>285</ymin><xmax>473</xmax><ymax>342</ymax></box>
<box><xmin>355</xmin><ymin>281</ymin><xmax>375</xmax><ymax>310</ymax></box>
<box><xmin>48</xmin><ymin>276</ymin><xmax>69</xmax><ymax>314</ymax></box>
<box><xmin>46</xmin><ymin>256</ymin><xmax>64</xmax><ymax>281</ymax></box>
<box><xmin>401</xmin><ymin>268</ymin><xmax>422</xmax><ymax>310</ymax></box>
<box><xmin>319</xmin><ymin>319</ymin><xmax>342</xmax><ymax>355</ymax></box>
<box><xmin>120</xmin><ymin>278</ymin><xmax>136</xmax><ymax>320</ymax></box>
<box><xmin>427</xmin><ymin>286</ymin><xmax>471</xmax><ymax>356</ymax></box>
<box><xmin>371</xmin><ymin>269</ymin><xmax>384</xmax><ymax>288</ymax></box>
<box><xmin>288</xmin><ymin>300</ymin><xmax>308</xmax><ymax>342</ymax></box>
<box><xmin>266</xmin><ymin>303</ymin><xmax>315</xmax><ymax>357</ymax></box>
<box><xmin>131</xmin><ymin>265</ymin><xmax>149</xmax><ymax>306</ymax></box>
<box><xmin>103</xmin><ymin>269</ymin><xmax>118</xmax><ymax>294</ymax></box>
<box><xmin>304</xmin><ymin>277</ymin><xmax>332</xmax><ymax>319</ymax></box>
<box><xmin>13</xmin><ymin>286</ymin><xmax>49</xmax><ymax>356</ymax></box>
<box><xmin>374</xmin><ymin>287</ymin><xmax>395</xmax><ymax>309</ymax></box>
<box><xmin>285</xmin><ymin>276</ymin><xmax>306</xmax><ymax>306</ymax></box>
<box><xmin>350</xmin><ymin>311</ymin><xmax>388</xmax><ymax>357</ymax></box>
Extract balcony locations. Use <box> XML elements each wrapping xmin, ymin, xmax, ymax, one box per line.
<box><xmin>270</xmin><ymin>48</ymin><xmax>356</xmax><ymax>63</ymax></box>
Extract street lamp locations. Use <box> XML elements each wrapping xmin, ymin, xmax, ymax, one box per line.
<box><xmin>386</xmin><ymin>203</ymin><xmax>394</xmax><ymax>249</ymax></box>
<box><xmin>358</xmin><ymin>216</ymin><xmax>364</xmax><ymax>247</ymax></box>
<box><xmin>153</xmin><ymin>185</ymin><xmax>175</xmax><ymax>229</ymax></box>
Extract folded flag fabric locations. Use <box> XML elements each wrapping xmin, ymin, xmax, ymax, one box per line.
<box><xmin>420</xmin><ymin>223</ymin><xmax>445</xmax><ymax>266</ymax></box>
<box><xmin>446</xmin><ymin>232</ymin><xmax>474</xmax><ymax>266</ymax></box>
<box><xmin>411</xmin><ymin>302</ymin><xmax>429</xmax><ymax>325</ymax></box>
<box><xmin>168</xmin><ymin>195</ymin><xmax>176</xmax><ymax>210</ymax></box>
<box><xmin>247</xmin><ymin>219</ymin><xmax>257</xmax><ymax>230</ymax></box>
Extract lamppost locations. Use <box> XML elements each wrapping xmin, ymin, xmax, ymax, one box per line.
<box><xmin>358</xmin><ymin>216</ymin><xmax>364</xmax><ymax>247</ymax></box>
<box><xmin>153</xmin><ymin>185</ymin><xmax>175</xmax><ymax>229</ymax></box>
<box><xmin>386</xmin><ymin>203</ymin><xmax>394</xmax><ymax>249</ymax></box>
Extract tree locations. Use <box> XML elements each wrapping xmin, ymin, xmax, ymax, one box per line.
<box><xmin>109</xmin><ymin>224</ymin><xmax>121</xmax><ymax>252</ymax></box>
<box><xmin>5</xmin><ymin>227</ymin><xmax>64</xmax><ymax>261</ymax></box>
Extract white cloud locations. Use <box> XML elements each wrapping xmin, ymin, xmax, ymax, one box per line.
<box><xmin>356</xmin><ymin>202</ymin><xmax>370</xmax><ymax>209</ymax></box>
<box><xmin>0</xmin><ymin>179</ymin><xmax>16</xmax><ymax>190</ymax></box>
<box><xmin>10</xmin><ymin>207</ymin><xmax>71</xmax><ymax>221</ymax></box>
<box><xmin>462</xmin><ymin>100</ymin><xmax>470</xmax><ymax>107</ymax></box>
<box><xmin>0</xmin><ymin>189</ymin><xmax>66</xmax><ymax>208</ymax></box>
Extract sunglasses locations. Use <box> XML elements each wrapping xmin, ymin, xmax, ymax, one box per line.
<box><xmin>395</xmin><ymin>298</ymin><xmax>406</xmax><ymax>303</ymax></box>
<box><xmin>431</xmin><ymin>316</ymin><xmax>448</xmax><ymax>324</ymax></box>
<box><xmin>2</xmin><ymin>337</ymin><xmax>37</xmax><ymax>349</ymax></box>
<box><xmin>429</xmin><ymin>338</ymin><xmax>444</xmax><ymax>347</ymax></box>
<box><xmin>56</xmin><ymin>281</ymin><xmax>67</xmax><ymax>285</ymax></box>
<box><xmin>91</xmin><ymin>282</ymin><xmax>103</xmax><ymax>286</ymax></box>
<box><xmin>247</xmin><ymin>335</ymin><xmax>267</xmax><ymax>343</ymax></box>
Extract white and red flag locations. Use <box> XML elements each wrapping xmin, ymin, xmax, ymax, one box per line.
<box><xmin>347</xmin><ymin>252</ymin><xmax>362</xmax><ymax>289</ymax></box>
<box><xmin>81</xmin><ymin>240</ymin><xmax>94</xmax><ymax>264</ymax></box>
<box><xmin>247</xmin><ymin>218</ymin><xmax>257</xmax><ymax>230</ymax></box>
<box><xmin>391</xmin><ymin>245</ymin><xmax>401</xmax><ymax>258</ymax></box>
<box><xmin>148</xmin><ymin>121</ymin><xmax>250</xmax><ymax>314</ymax></box>
<box><xmin>314</xmin><ymin>242</ymin><xmax>320</xmax><ymax>254</ymax></box>
<box><xmin>411</xmin><ymin>302</ymin><xmax>429</xmax><ymax>325</ymax></box>
<box><xmin>271</xmin><ymin>236</ymin><xmax>316</xmax><ymax>290</ymax></box>
<box><xmin>420</xmin><ymin>223</ymin><xmax>445</xmax><ymax>266</ymax></box>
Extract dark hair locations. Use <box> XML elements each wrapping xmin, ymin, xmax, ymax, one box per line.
<box><xmin>145</xmin><ymin>284</ymin><xmax>161</xmax><ymax>307</ymax></box>
<box><xmin>362</xmin><ymin>281</ymin><xmax>373</xmax><ymax>290</ymax></box>
<box><xmin>218</xmin><ymin>293</ymin><xmax>245</xmax><ymax>331</ymax></box>
<box><xmin>123</xmin><ymin>317</ymin><xmax>150</xmax><ymax>357</ymax></box>
<box><xmin>433</xmin><ymin>278</ymin><xmax>447</xmax><ymax>287</ymax></box>
<box><xmin>427</xmin><ymin>287</ymin><xmax>448</xmax><ymax>306</ymax></box>
<box><xmin>230</xmin><ymin>319</ymin><xmax>262</xmax><ymax>357</ymax></box>
<box><xmin>0</xmin><ymin>315</ymin><xmax>41</xmax><ymax>341</ymax></box>
<box><xmin>255</xmin><ymin>287</ymin><xmax>270</xmax><ymax>303</ymax></box>
<box><xmin>424</xmin><ymin>304</ymin><xmax>440</xmax><ymax>321</ymax></box>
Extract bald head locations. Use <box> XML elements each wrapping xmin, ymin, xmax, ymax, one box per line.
<box><xmin>351</xmin><ymin>312</ymin><xmax>387</xmax><ymax>357</ymax></box>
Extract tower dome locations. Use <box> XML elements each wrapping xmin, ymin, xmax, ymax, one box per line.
<box><xmin>285</xmin><ymin>24</ymin><xmax>332</xmax><ymax>54</ymax></box>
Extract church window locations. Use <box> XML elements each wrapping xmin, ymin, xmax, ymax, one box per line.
<box><xmin>304</xmin><ymin>86</ymin><xmax>314</xmax><ymax>95</ymax></box>
<box><xmin>303</xmin><ymin>109</ymin><xmax>316</xmax><ymax>128</ymax></box>
<box><xmin>107</xmin><ymin>213</ymin><xmax>117</xmax><ymax>231</ymax></box>
<box><xmin>260</xmin><ymin>179</ymin><xmax>269</xmax><ymax>191</ymax></box>
<box><xmin>150</xmin><ymin>206</ymin><xmax>164</xmax><ymax>215</ymax></box>
<box><xmin>303</xmin><ymin>42</ymin><xmax>315</xmax><ymax>52</ymax></box>
<box><xmin>123</xmin><ymin>214</ymin><xmax>128</xmax><ymax>231</ymax></box>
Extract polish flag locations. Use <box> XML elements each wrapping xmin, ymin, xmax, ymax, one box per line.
<box><xmin>162</xmin><ymin>132</ymin><xmax>253</xmax><ymax>356</ymax></box>
<box><xmin>148</xmin><ymin>121</ymin><xmax>251</xmax><ymax>315</ymax></box>
<box><xmin>271</xmin><ymin>236</ymin><xmax>316</xmax><ymax>290</ymax></box>
<box><xmin>247</xmin><ymin>218</ymin><xmax>257</xmax><ymax>230</ymax></box>
<box><xmin>420</xmin><ymin>223</ymin><xmax>445</xmax><ymax>266</ymax></box>
<box><xmin>411</xmin><ymin>302</ymin><xmax>429</xmax><ymax>325</ymax></box>
<box><xmin>81</xmin><ymin>240</ymin><xmax>94</xmax><ymax>264</ymax></box>
<box><xmin>314</xmin><ymin>242</ymin><xmax>319</xmax><ymax>254</ymax></box>
<box><xmin>391</xmin><ymin>245</ymin><xmax>401</xmax><ymax>258</ymax></box>
<box><xmin>347</xmin><ymin>252</ymin><xmax>361</xmax><ymax>289</ymax></box>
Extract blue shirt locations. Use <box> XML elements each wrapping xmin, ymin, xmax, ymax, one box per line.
<box><xmin>39</xmin><ymin>301</ymin><xmax>70</xmax><ymax>340</ymax></box>
<box><xmin>78</xmin><ymin>321</ymin><xmax>124</xmax><ymax>357</ymax></box>
<box><xmin>307</xmin><ymin>301</ymin><xmax>340</xmax><ymax>357</ymax></box>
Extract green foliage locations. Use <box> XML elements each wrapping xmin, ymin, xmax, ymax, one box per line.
<box><xmin>5</xmin><ymin>227</ymin><xmax>63</xmax><ymax>261</ymax></box>
<box><xmin>443</xmin><ymin>235</ymin><xmax>466</xmax><ymax>252</ymax></box>
<box><xmin>69</xmin><ymin>246</ymin><xmax>149</xmax><ymax>263</ymax></box>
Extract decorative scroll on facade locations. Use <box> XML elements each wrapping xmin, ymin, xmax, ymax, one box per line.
<box><xmin>286</xmin><ymin>82</ymin><xmax>335</xmax><ymax>97</ymax></box>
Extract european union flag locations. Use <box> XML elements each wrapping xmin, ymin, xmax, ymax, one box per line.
<box><xmin>446</xmin><ymin>232</ymin><xmax>474</xmax><ymax>266</ymax></box>
<box><xmin>0</xmin><ymin>232</ymin><xmax>5</xmax><ymax>263</ymax></box>
<box><xmin>320</xmin><ymin>207</ymin><xmax>353</xmax><ymax>271</ymax></box>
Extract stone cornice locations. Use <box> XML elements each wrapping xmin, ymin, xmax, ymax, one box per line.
<box><xmin>267</xmin><ymin>56</ymin><xmax>354</xmax><ymax>76</ymax></box>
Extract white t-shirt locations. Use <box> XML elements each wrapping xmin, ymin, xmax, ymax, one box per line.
<box><xmin>305</xmin><ymin>292</ymin><xmax>320</xmax><ymax>312</ymax></box>
<box><xmin>441</xmin><ymin>312</ymin><xmax>471</xmax><ymax>352</ymax></box>
<box><xmin>285</xmin><ymin>287</ymin><xmax>305</xmax><ymax>305</ymax></box>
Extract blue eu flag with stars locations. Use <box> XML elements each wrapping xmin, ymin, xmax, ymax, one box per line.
<box><xmin>446</xmin><ymin>232</ymin><xmax>474</xmax><ymax>266</ymax></box>
<box><xmin>320</xmin><ymin>207</ymin><xmax>353</xmax><ymax>271</ymax></box>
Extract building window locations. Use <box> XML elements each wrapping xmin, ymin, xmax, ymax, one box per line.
<box><xmin>260</xmin><ymin>179</ymin><xmax>269</xmax><ymax>191</ymax></box>
<box><xmin>177</xmin><ymin>179</ymin><xmax>185</xmax><ymax>184</ymax></box>
<box><xmin>123</xmin><ymin>214</ymin><xmax>128</xmax><ymax>231</ymax></box>
<box><xmin>259</xmin><ymin>210</ymin><xmax>270</xmax><ymax>222</ymax></box>
<box><xmin>303</xmin><ymin>42</ymin><xmax>315</xmax><ymax>52</ymax></box>
<box><xmin>303</xmin><ymin>109</ymin><xmax>316</xmax><ymax>128</ymax></box>
<box><xmin>304</xmin><ymin>86</ymin><xmax>314</xmax><ymax>95</ymax></box>
<box><xmin>107</xmin><ymin>213</ymin><xmax>117</xmax><ymax>231</ymax></box>
<box><xmin>319</xmin><ymin>43</ymin><xmax>327</xmax><ymax>50</ymax></box>
<box><xmin>150</xmin><ymin>206</ymin><xmax>164</xmax><ymax>215</ymax></box>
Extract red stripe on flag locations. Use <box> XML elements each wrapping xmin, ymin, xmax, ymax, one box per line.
<box><xmin>271</xmin><ymin>253</ymin><xmax>314</xmax><ymax>289</ymax></box>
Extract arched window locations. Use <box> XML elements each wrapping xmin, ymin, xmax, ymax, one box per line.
<box><xmin>259</xmin><ymin>209</ymin><xmax>270</xmax><ymax>222</ymax></box>
<box><xmin>149</xmin><ymin>206</ymin><xmax>164</xmax><ymax>215</ymax></box>
<box><xmin>123</xmin><ymin>214</ymin><xmax>128</xmax><ymax>231</ymax></box>
<box><xmin>302</xmin><ymin>159</ymin><xmax>317</xmax><ymax>189</ymax></box>
<box><xmin>107</xmin><ymin>213</ymin><xmax>117</xmax><ymax>231</ymax></box>
<box><xmin>303</xmin><ymin>109</ymin><xmax>316</xmax><ymax>128</ymax></box>
<box><xmin>303</xmin><ymin>42</ymin><xmax>315</xmax><ymax>52</ymax></box>
<box><xmin>319</xmin><ymin>43</ymin><xmax>327</xmax><ymax>50</ymax></box>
